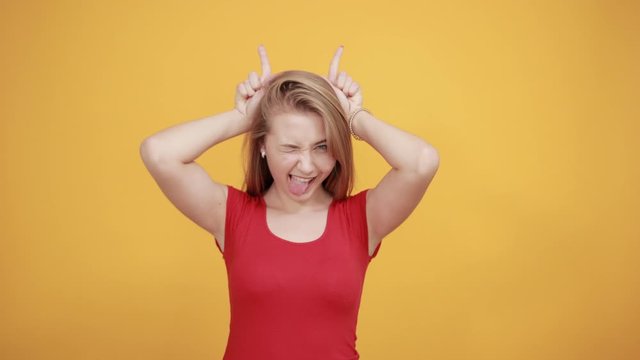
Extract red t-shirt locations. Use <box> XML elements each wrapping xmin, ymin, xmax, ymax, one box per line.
<box><xmin>214</xmin><ymin>186</ymin><xmax>382</xmax><ymax>360</ymax></box>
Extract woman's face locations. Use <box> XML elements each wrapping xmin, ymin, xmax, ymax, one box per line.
<box><xmin>262</xmin><ymin>111</ymin><xmax>336</xmax><ymax>203</ymax></box>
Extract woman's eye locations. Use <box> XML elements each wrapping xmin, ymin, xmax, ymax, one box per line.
<box><xmin>316</xmin><ymin>144</ymin><xmax>328</xmax><ymax>151</ymax></box>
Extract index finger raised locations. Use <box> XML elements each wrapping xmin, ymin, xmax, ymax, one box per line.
<box><xmin>258</xmin><ymin>45</ymin><xmax>271</xmax><ymax>81</ymax></box>
<box><xmin>328</xmin><ymin>45</ymin><xmax>344</xmax><ymax>82</ymax></box>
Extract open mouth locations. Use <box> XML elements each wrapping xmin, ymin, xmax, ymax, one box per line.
<box><xmin>288</xmin><ymin>175</ymin><xmax>316</xmax><ymax>196</ymax></box>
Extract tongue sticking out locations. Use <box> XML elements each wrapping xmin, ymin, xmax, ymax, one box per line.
<box><xmin>289</xmin><ymin>176</ymin><xmax>312</xmax><ymax>196</ymax></box>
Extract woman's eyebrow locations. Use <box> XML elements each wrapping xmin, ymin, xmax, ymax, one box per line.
<box><xmin>279</xmin><ymin>139</ymin><xmax>327</xmax><ymax>147</ymax></box>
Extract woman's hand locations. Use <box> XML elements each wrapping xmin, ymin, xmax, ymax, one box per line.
<box><xmin>325</xmin><ymin>46</ymin><xmax>363</xmax><ymax>115</ymax></box>
<box><xmin>235</xmin><ymin>45</ymin><xmax>272</xmax><ymax>118</ymax></box>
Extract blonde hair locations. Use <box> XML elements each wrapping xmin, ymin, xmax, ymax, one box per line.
<box><xmin>243</xmin><ymin>70</ymin><xmax>354</xmax><ymax>200</ymax></box>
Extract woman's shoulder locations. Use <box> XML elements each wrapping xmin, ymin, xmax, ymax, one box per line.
<box><xmin>332</xmin><ymin>188</ymin><xmax>369</xmax><ymax>216</ymax></box>
<box><xmin>227</xmin><ymin>185</ymin><xmax>261</xmax><ymax>199</ymax></box>
<box><xmin>226</xmin><ymin>185</ymin><xmax>263</xmax><ymax>210</ymax></box>
<box><xmin>335</xmin><ymin>188</ymin><xmax>369</xmax><ymax>205</ymax></box>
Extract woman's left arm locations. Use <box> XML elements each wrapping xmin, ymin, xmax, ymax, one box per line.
<box><xmin>325</xmin><ymin>46</ymin><xmax>440</xmax><ymax>253</ymax></box>
<box><xmin>352</xmin><ymin>109</ymin><xmax>440</xmax><ymax>246</ymax></box>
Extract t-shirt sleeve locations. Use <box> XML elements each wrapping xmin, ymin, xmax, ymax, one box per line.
<box><xmin>347</xmin><ymin>189</ymin><xmax>382</xmax><ymax>260</ymax></box>
<box><xmin>214</xmin><ymin>185</ymin><xmax>250</xmax><ymax>257</ymax></box>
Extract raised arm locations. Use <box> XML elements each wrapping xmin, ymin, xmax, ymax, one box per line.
<box><xmin>139</xmin><ymin>45</ymin><xmax>272</xmax><ymax>247</ymax></box>
<box><xmin>325</xmin><ymin>46</ymin><xmax>440</xmax><ymax>256</ymax></box>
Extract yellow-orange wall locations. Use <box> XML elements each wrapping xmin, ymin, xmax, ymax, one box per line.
<box><xmin>1</xmin><ymin>0</ymin><xmax>638</xmax><ymax>359</ymax></box>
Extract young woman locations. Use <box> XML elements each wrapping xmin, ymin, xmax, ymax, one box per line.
<box><xmin>140</xmin><ymin>45</ymin><xmax>439</xmax><ymax>360</ymax></box>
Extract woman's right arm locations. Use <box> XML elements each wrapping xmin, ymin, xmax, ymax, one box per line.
<box><xmin>139</xmin><ymin>109</ymin><xmax>249</xmax><ymax>242</ymax></box>
<box><xmin>139</xmin><ymin>45</ymin><xmax>272</xmax><ymax>245</ymax></box>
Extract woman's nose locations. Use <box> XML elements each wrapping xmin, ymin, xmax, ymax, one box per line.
<box><xmin>296</xmin><ymin>151</ymin><xmax>314</xmax><ymax>173</ymax></box>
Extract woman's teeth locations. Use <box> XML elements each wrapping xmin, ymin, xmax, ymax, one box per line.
<box><xmin>290</xmin><ymin>175</ymin><xmax>313</xmax><ymax>183</ymax></box>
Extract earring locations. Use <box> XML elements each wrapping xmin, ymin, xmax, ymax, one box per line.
<box><xmin>261</xmin><ymin>150</ymin><xmax>266</xmax><ymax>158</ymax></box>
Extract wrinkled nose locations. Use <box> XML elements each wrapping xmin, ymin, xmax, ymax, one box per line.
<box><xmin>296</xmin><ymin>151</ymin><xmax>314</xmax><ymax>174</ymax></box>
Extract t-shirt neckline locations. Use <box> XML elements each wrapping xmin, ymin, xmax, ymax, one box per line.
<box><xmin>260</xmin><ymin>196</ymin><xmax>336</xmax><ymax>245</ymax></box>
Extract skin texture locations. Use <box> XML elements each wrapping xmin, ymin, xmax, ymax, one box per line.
<box><xmin>140</xmin><ymin>45</ymin><xmax>440</xmax><ymax>256</ymax></box>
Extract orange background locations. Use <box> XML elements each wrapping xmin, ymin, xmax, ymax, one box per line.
<box><xmin>1</xmin><ymin>0</ymin><xmax>639</xmax><ymax>359</ymax></box>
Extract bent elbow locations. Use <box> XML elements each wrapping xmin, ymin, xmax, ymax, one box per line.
<box><xmin>139</xmin><ymin>136</ymin><xmax>166</xmax><ymax>167</ymax></box>
<box><xmin>416</xmin><ymin>145</ymin><xmax>440</xmax><ymax>177</ymax></box>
